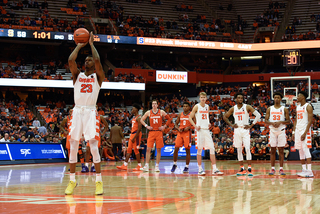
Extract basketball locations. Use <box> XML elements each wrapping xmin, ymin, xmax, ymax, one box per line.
<box><xmin>73</xmin><ymin>28</ymin><xmax>90</xmax><ymax>44</ymax></box>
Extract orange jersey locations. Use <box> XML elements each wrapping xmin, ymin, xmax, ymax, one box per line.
<box><xmin>179</xmin><ymin>112</ymin><xmax>192</xmax><ymax>130</ymax></box>
<box><xmin>131</xmin><ymin>115</ymin><xmax>141</xmax><ymax>133</ymax></box>
<box><xmin>150</xmin><ymin>110</ymin><xmax>162</xmax><ymax>130</ymax></box>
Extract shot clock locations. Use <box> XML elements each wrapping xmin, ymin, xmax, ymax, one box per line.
<box><xmin>283</xmin><ymin>50</ymin><xmax>300</xmax><ymax>67</ymax></box>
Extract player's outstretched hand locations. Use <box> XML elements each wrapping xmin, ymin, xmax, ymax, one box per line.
<box><xmin>301</xmin><ymin>132</ymin><xmax>306</xmax><ymax>141</ymax></box>
<box><xmin>146</xmin><ymin>125</ymin><xmax>153</xmax><ymax>130</ymax></box>
<box><xmin>89</xmin><ymin>32</ymin><xmax>94</xmax><ymax>46</ymax></box>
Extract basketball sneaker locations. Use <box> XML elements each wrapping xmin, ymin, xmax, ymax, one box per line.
<box><xmin>183</xmin><ymin>167</ymin><xmax>189</xmax><ymax>173</ymax></box>
<box><xmin>65</xmin><ymin>180</ymin><xmax>77</xmax><ymax>195</ymax></box>
<box><xmin>171</xmin><ymin>164</ymin><xmax>177</xmax><ymax>173</ymax></box>
<box><xmin>154</xmin><ymin>166</ymin><xmax>160</xmax><ymax>172</ymax></box>
<box><xmin>247</xmin><ymin>168</ymin><xmax>253</xmax><ymax>176</ymax></box>
<box><xmin>81</xmin><ymin>165</ymin><xmax>89</xmax><ymax>173</ymax></box>
<box><xmin>297</xmin><ymin>169</ymin><xmax>307</xmax><ymax>176</ymax></box>
<box><xmin>116</xmin><ymin>164</ymin><xmax>128</xmax><ymax>170</ymax></box>
<box><xmin>300</xmin><ymin>170</ymin><xmax>314</xmax><ymax>178</ymax></box>
<box><xmin>141</xmin><ymin>165</ymin><xmax>149</xmax><ymax>172</ymax></box>
<box><xmin>236</xmin><ymin>168</ymin><xmax>246</xmax><ymax>176</ymax></box>
<box><xmin>91</xmin><ymin>165</ymin><xmax>96</xmax><ymax>172</ymax></box>
<box><xmin>95</xmin><ymin>181</ymin><xmax>104</xmax><ymax>195</ymax></box>
<box><xmin>269</xmin><ymin>169</ymin><xmax>276</xmax><ymax>176</ymax></box>
<box><xmin>198</xmin><ymin>168</ymin><xmax>206</xmax><ymax>176</ymax></box>
<box><xmin>132</xmin><ymin>165</ymin><xmax>141</xmax><ymax>171</ymax></box>
<box><xmin>212</xmin><ymin>169</ymin><xmax>224</xmax><ymax>175</ymax></box>
<box><xmin>279</xmin><ymin>169</ymin><xmax>286</xmax><ymax>176</ymax></box>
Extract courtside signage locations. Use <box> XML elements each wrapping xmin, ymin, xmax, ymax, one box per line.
<box><xmin>7</xmin><ymin>143</ymin><xmax>66</xmax><ymax>160</ymax></box>
<box><xmin>155</xmin><ymin>145</ymin><xmax>204</xmax><ymax>157</ymax></box>
<box><xmin>0</xmin><ymin>144</ymin><xmax>11</xmax><ymax>160</ymax></box>
<box><xmin>0</xmin><ymin>78</ymin><xmax>145</xmax><ymax>90</ymax></box>
<box><xmin>156</xmin><ymin>71</ymin><xmax>188</xmax><ymax>83</ymax></box>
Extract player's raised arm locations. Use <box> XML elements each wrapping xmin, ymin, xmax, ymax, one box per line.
<box><xmin>223</xmin><ymin>107</ymin><xmax>237</xmax><ymax>128</ymax></box>
<box><xmin>140</xmin><ymin>110</ymin><xmax>152</xmax><ymax>130</ymax></box>
<box><xmin>245</xmin><ymin>105</ymin><xmax>261</xmax><ymax>129</ymax></box>
<box><xmin>189</xmin><ymin>105</ymin><xmax>199</xmax><ymax>130</ymax></box>
<box><xmin>69</xmin><ymin>43</ymin><xmax>86</xmax><ymax>84</ymax></box>
<box><xmin>89</xmin><ymin>32</ymin><xmax>105</xmax><ymax>86</ymax></box>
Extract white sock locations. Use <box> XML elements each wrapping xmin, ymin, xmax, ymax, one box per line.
<box><xmin>155</xmin><ymin>163</ymin><xmax>159</xmax><ymax>167</ymax></box>
<box><xmin>124</xmin><ymin>162</ymin><xmax>128</xmax><ymax>166</ymax></box>
<box><xmin>186</xmin><ymin>165</ymin><xmax>189</xmax><ymax>168</ymax></box>
<box><xmin>174</xmin><ymin>162</ymin><xmax>177</xmax><ymax>165</ymax></box>
<box><xmin>70</xmin><ymin>173</ymin><xmax>76</xmax><ymax>182</ymax></box>
<box><xmin>307</xmin><ymin>164</ymin><xmax>312</xmax><ymax>171</ymax></box>
<box><xmin>85</xmin><ymin>163</ymin><xmax>89</xmax><ymax>167</ymax></box>
<box><xmin>138</xmin><ymin>163</ymin><xmax>141</xmax><ymax>167</ymax></box>
<box><xmin>280</xmin><ymin>167</ymin><xmax>283</xmax><ymax>170</ymax></box>
<box><xmin>212</xmin><ymin>164</ymin><xmax>217</xmax><ymax>170</ymax></box>
<box><xmin>96</xmin><ymin>173</ymin><xmax>102</xmax><ymax>182</ymax></box>
<box><xmin>302</xmin><ymin>164</ymin><xmax>306</xmax><ymax>170</ymax></box>
<box><xmin>145</xmin><ymin>163</ymin><xmax>149</xmax><ymax>167</ymax></box>
<box><xmin>198</xmin><ymin>165</ymin><xmax>202</xmax><ymax>170</ymax></box>
<box><xmin>271</xmin><ymin>167</ymin><xmax>275</xmax><ymax>170</ymax></box>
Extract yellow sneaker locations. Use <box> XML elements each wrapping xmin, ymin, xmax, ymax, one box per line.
<box><xmin>65</xmin><ymin>180</ymin><xmax>77</xmax><ymax>195</ymax></box>
<box><xmin>95</xmin><ymin>181</ymin><xmax>104</xmax><ymax>195</ymax></box>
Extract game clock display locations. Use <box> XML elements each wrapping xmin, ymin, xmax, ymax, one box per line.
<box><xmin>283</xmin><ymin>50</ymin><xmax>300</xmax><ymax>66</ymax></box>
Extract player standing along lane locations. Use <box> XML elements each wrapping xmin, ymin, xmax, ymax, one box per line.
<box><xmin>117</xmin><ymin>103</ymin><xmax>143</xmax><ymax>171</ymax></box>
<box><xmin>189</xmin><ymin>92</ymin><xmax>223</xmax><ymax>176</ymax></box>
<box><xmin>171</xmin><ymin>102</ymin><xmax>194</xmax><ymax>173</ymax></box>
<box><xmin>294</xmin><ymin>91</ymin><xmax>314</xmax><ymax>178</ymax></box>
<box><xmin>223</xmin><ymin>93</ymin><xmax>261</xmax><ymax>176</ymax></box>
<box><xmin>140</xmin><ymin>100</ymin><xmax>172</xmax><ymax>172</ymax></box>
<box><xmin>65</xmin><ymin>32</ymin><xmax>105</xmax><ymax>195</ymax></box>
<box><xmin>265</xmin><ymin>92</ymin><xmax>290</xmax><ymax>176</ymax></box>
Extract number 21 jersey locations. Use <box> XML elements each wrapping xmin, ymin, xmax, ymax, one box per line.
<box><xmin>74</xmin><ymin>72</ymin><xmax>100</xmax><ymax>106</ymax></box>
<box><xmin>233</xmin><ymin>104</ymin><xmax>249</xmax><ymax>126</ymax></box>
<box><xmin>195</xmin><ymin>103</ymin><xmax>209</xmax><ymax>129</ymax></box>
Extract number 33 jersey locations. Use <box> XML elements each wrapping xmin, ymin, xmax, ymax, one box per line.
<box><xmin>233</xmin><ymin>104</ymin><xmax>249</xmax><ymax>126</ymax></box>
<box><xmin>269</xmin><ymin>105</ymin><xmax>286</xmax><ymax>131</ymax></box>
<box><xmin>74</xmin><ymin>72</ymin><xmax>100</xmax><ymax>106</ymax></box>
<box><xmin>195</xmin><ymin>103</ymin><xmax>210</xmax><ymax>129</ymax></box>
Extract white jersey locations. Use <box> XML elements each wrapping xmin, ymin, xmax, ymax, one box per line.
<box><xmin>296</xmin><ymin>103</ymin><xmax>310</xmax><ymax>131</ymax></box>
<box><xmin>233</xmin><ymin>104</ymin><xmax>249</xmax><ymax>126</ymax></box>
<box><xmin>195</xmin><ymin>103</ymin><xmax>210</xmax><ymax>129</ymax></box>
<box><xmin>74</xmin><ymin>72</ymin><xmax>100</xmax><ymax>107</ymax></box>
<box><xmin>269</xmin><ymin>105</ymin><xmax>286</xmax><ymax>131</ymax></box>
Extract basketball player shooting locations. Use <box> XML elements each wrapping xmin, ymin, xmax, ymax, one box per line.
<box><xmin>65</xmin><ymin>32</ymin><xmax>105</xmax><ymax>195</ymax></box>
<box><xmin>223</xmin><ymin>92</ymin><xmax>261</xmax><ymax>176</ymax></box>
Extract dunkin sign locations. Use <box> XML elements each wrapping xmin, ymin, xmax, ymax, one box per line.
<box><xmin>156</xmin><ymin>70</ymin><xmax>188</xmax><ymax>83</ymax></box>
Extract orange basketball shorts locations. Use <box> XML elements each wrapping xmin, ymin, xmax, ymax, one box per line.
<box><xmin>175</xmin><ymin>131</ymin><xmax>191</xmax><ymax>149</ymax></box>
<box><xmin>147</xmin><ymin>131</ymin><xmax>164</xmax><ymax>149</ymax></box>
<box><xmin>127</xmin><ymin>132</ymin><xmax>142</xmax><ymax>154</ymax></box>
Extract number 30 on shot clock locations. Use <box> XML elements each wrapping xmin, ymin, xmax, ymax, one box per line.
<box><xmin>283</xmin><ymin>50</ymin><xmax>300</xmax><ymax>66</ymax></box>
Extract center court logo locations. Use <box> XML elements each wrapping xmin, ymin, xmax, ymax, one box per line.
<box><xmin>20</xmin><ymin>149</ymin><xmax>31</xmax><ymax>156</ymax></box>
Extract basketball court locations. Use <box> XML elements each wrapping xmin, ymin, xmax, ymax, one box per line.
<box><xmin>1</xmin><ymin>160</ymin><xmax>319</xmax><ymax>214</ymax></box>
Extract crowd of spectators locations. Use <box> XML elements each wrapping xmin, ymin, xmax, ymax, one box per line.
<box><xmin>252</xmin><ymin>1</ymin><xmax>284</xmax><ymax>30</ymax></box>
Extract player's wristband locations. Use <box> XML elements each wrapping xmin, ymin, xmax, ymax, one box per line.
<box><xmin>144</xmin><ymin>124</ymin><xmax>148</xmax><ymax>128</ymax></box>
<box><xmin>292</xmin><ymin>131</ymin><xmax>295</xmax><ymax>134</ymax></box>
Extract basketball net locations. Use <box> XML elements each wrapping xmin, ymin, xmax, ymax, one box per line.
<box><xmin>284</xmin><ymin>95</ymin><xmax>294</xmax><ymax>105</ymax></box>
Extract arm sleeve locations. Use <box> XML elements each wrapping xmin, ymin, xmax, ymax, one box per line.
<box><xmin>252</xmin><ymin>110</ymin><xmax>261</xmax><ymax>125</ymax></box>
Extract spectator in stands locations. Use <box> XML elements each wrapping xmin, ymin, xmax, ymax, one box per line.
<box><xmin>0</xmin><ymin>133</ymin><xmax>10</xmax><ymax>142</ymax></box>
<box><xmin>41</xmin><ymin>0</ymin><xmax>47</xmax><ymax>8</ymax></box>
<box><xmin>38</xmin><ymin>124</ymin><xmax>47</xmax><ymax>136</ymax></box>
<box><xmin>310</xmin><ymin>13</ymin><xmax>316</xmax><ymax>22</ymax></box>
<box><xmin>219</xmin><ymin>3</ymin><xmax>223</xmax><ymax>10</ymax></box>
<box><xmin>312</xmin><ymin>140</ymin><xmax>320</xmax><ymax>159</ymax></box>
<box><xmin>227</xmin><ymin>3</ymin><xmax>232</xmax><ymax>11</ymax></box>
<box><xmin>32</xmin><ymin>117</ymin><xmax>40</xmax><ymax>128</ymax></box>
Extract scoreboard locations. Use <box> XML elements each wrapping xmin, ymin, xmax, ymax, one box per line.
<box><xmin>283</xmin><ymin>50</ymin><xmax>300</xmax><ymax>67</ymax></box>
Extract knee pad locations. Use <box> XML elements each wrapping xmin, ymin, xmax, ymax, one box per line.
<box><xmin>197</xmin><ymin>149</ymin><xmax>202</xmax><ymax>155</ymax></box>
<box><xmin>237</xmin><ymin>147</ymin><xmax>243</xmax><ymax>161</ymax></box>
<box><xmin>69</xmin><ymin>139</ymin><xmax>79</xmax><ymax>163</ymax></box>
<box><xmin>299</xmin><ymin>149</ymin><xmax>306</xmax><ymax>160</ymax></box>
<box><xmin>245</xmin><ymin>147</ymin><xmax>252</xmax><ymax>160</ymax></box>
<box><xmin>303</xmin><ymin>147</ymin><xmax>311</xmax><ymax>159</ymax></box>
<box><xmin>89</xmin><ymin>139</ymin><xmax>101</xmax><ymax>163</ymax></box>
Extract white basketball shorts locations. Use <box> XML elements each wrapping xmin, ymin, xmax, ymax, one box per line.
<box><xmin>269</xmin><ymin>129</ymin><xmax>287</xmax><ymax>147</ymax></box>
<box><xmin>195</xmin><ymin>129</ymin><xmax>214</xmax><ymax>150</ymax></box>
<box><xmin>233</xmin><ymin>127</ymin><xmax>250</xmax><ymax>148</ymax></box>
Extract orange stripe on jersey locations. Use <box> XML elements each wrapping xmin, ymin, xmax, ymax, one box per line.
<box><xmin>150</xmin><ymin>110</ymin><xmax>162</xmax><ymax>130</ymax></box>
<box><xmin>179</xmin><ymin>112</ymin><xmax>192</xmax><ymax>129</ymax></box>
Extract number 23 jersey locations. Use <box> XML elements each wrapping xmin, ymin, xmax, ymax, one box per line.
<box><xmin>233</xmin><ymin>104</ymin><xmax>249</xmax><ymax>126</ymax></box>
<box><xmin>74</xmin><ymin>72</ymin><xmax>100</xmax><ymax>106</ymax></box>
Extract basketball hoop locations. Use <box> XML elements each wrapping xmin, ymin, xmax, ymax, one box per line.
<box><xmin>284</xmin><ymin>95</ymin><xmax>295</xmax><ymax>105</ymax></box>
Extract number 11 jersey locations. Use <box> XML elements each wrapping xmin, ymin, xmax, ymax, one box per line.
<box><xmin>233</xmin><ymin>104</ymin><xmax>249</xmax><ymax>126</ymax></box>
<box><xmin>74</xmin><ymin>72</ymin><xmax>100</xmax><ymax>106</ymax></box>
